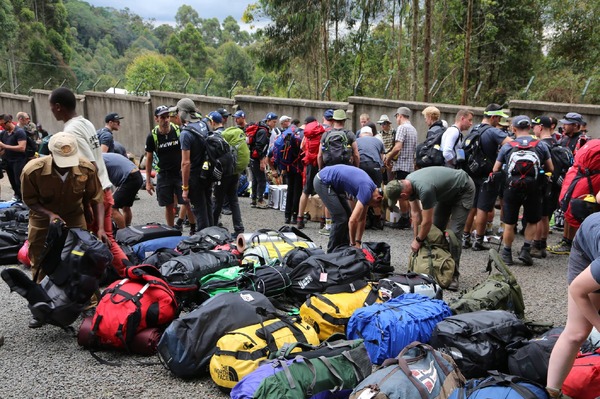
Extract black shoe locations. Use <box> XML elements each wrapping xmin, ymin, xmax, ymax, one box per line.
<box><xmin>296</xmin><ymin>219</ymin><xmax>305</xmax><ymax>229</ymax></box>
<box><xmin>284</xmin><ymin>217</ymin><xmax>291</xmax><ymax>224</ymax></box>
<box><xmin>518</xmin><ymin>247</ymin><xmax>533</xmax><ymax>266</ymax></box>
<box><xmin>28</xmin><ymin>317</ymin><xmax>44</xmax><ymax>329</ymax></box>
<box><xmin>447</xmin><ymin>276</ymin><xmax>459</xmax><ymax>291</ymax></box>
<box><xmin>397</xmin><ymin>217</ymin><xmax>411</xmax><ymax>229</ymax></box>
<box><xmin>0</xmin><ymin>334</ymin><xmax>4</xmax><ymax>347</ymax></box>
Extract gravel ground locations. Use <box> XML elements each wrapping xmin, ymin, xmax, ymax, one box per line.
<box><xmin>0</xmin><ymin>179</ymin><xmax>570</xmax><ymax>398</ymax></box>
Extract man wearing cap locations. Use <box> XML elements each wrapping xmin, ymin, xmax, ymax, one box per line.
<box><xmin>179</xmin><ymin>98</ymin><xmax>214</xmax><ymax>229</ymax></box>
<box><xmin>314</xmin><ymin>164</ymin><xmax>383</xmax><ymax>252</ymax></box>
<box><xmin>493</xmin><ymin>115</ymin><xmax>553</xmax><ymax>266</ymax></box>
<box><xmin>377</xmin><ymin>114</ymin><xmax>395</xmax><ymax>184</ymax></box>
<box><xmin>559</xmin><ymin>112</ymin><xmax>587</xmax><ymax>155</ymax></box>
<box><xmin>234</xmin><ymin>110</ymin><xmax>247</xmax><ymax>130</ymax></box>
<box><xmin>383</xmin><ymin>107</ymin><xmax>417</xmax><ymax>229</ymax></box>
<box><xmin>217</xmin><ymin>108</ymin><xmax>231</xmax><ymax>126</ymax></box>
<box><xmin>266</xmin><ymin>112</ymin><xmax>281</xmax><ymax>152</ymax></box>
<box><xmin>21</xmin><ymin>132</ymin><xmax>107</xmax><ymax>327</ymax></box>
<box><xmin>462</xmin><ymin>103</ymin><xmax>512</xmax><ymax>251</ymax></box>
<box><xmin>49</xmin><ymin>87</ymin><xmax>127</xmax><ymax>276</ymax></box>
<box><xmin>385</xmin><ymin>166</ymin><xmax>475</xmax><ymax>290</ymax></box>
<box><xmin>440</xmin><ymin>109</ymin><xmax>474</xmax><ymax>168</ymax></box>
<box><xmin>322</xmin><ymin>109</ymin><xmax>334</xmax><ymax>130</ymax></box>
<box><xmin>0</xmin><ymin>114</ymin><xmax>28</xmax><ymax>201</ymax></box>
<box><xmin>248</xmin><ymin>113</ymin><xmax>274</xmax><ymax>209</ymax></box>
<box><xmin>97</xmin><ymin>112</ymin><xmax>124</xmax><ymax>153</ymax></box>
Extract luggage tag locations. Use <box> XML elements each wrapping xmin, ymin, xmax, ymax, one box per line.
<box><xmin>319</xmin><ymin>272</ymin><xmax>328</xmax><ymax>282</ymax></box>
<box><xmin>356</xmin><ymin>388</ymin><xmax>378</xmax><ymax>399</ymax></box>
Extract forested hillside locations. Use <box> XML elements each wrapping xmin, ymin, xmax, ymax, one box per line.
<box><xmin>1</xmin><ymin>0</ymin><xmax>598</xmax><ymax>105</ymax></box>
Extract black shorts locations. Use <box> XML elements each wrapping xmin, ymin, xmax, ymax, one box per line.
<box><xmin>542</xmin><ymin>186</ymin><xmax>560</xmax><ymax>217</ymax></box>
<box><xmin>501</xmin><ymin>184</ymin><xmax>542</xmax><ymax>225</ymax></box>
<box><xmin>360</xmin><ymin>161</ymin><xmax>383</xmax><ymax>187</ymax></box>
<box><xmin>394</xmin><ymin>170</ymin><xmax>410</xmax><ymax>180</ymax></box>
<box><xmin>156</xmin><ymin>171</ymin><xmax>184</xmax><ymax>207</ymax></box>
<box><xmin>113</xmin><ymin>171</ymin><xmax>143</xmax><ymax>209</ymax></box>
<box><xmin>303</xmin><ymin>164</ymin><xmax>318</xmax><ymax>195</ymax></box>
<box><xmin>473</xmin><ymin>178</ymin><xmax>499</xmax><ymax>212</ymax></box>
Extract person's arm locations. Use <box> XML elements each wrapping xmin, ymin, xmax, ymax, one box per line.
<box><xmin>441</xmin><ymin>128</ymin><xmax>458</xmax><ymax>166</ymax></box>
<box><xmin>492</xmin><ymin>160</ymin><xmax>503</xmax><ymax>173</ymax></box>
<box><xmin>145</xmin><ymin>151</ymin><xmax>154</xmax><ymax>195</ymax></box>
<box><xmin>317</xmin><ymin>144</ymin><xmax>324</xmax><ymax>170</ymax></box>
<box><xmin>349</xmin><ymin>201</ymin><xmax>368</xmax><ymax>246</ymax></box>
<box><xmin>181</xmin><ymin>149</ymin><xmax>191</xmax><ymax>202</ymax></box>
<box><xmin>101</xmin><ymin>144</ymin><xmax>109</xmax><ymax>153</ymax></box>
<box><xmin>412</xmin><ymin>207</ymin><xmax>433</xmax><ymax>253</ymax></box>
<box><xmin>92</xmin><ymin>201</ymin><xmax>109</xmax><ymax>243</ymax></box>
<box><xmin>386</xmin><ymin>140</ymin><xmax>404</xmax><ymax>167</ymax></box>
<box><xmin>0</xmin><ymin>138</ymin><xmax>26</xmax><ymax>152</ymax></box>
<box><xmin>351</xmin><ymin>142</ymin><xmax>360</xmax><ymax>167</ymax></box>
<box><xmin>569</xmin><ymin>266</ymin><xmax>600</xmax><ymax>331</ymax></box>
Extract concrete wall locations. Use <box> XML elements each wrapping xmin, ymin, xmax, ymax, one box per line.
<box><xmin>0</xmin><ymin>92</ymin><xmax>34</xmax><ymax>122</ymax></box>
<box><xmin>31</xmin><ymin>89</ymin><xmax>85</xmax><ymax>135</ymax></box>
<box><xmin>149</xmin><ymin>91</ymin><xmax>236</xmax><ymax>125</ymax></box>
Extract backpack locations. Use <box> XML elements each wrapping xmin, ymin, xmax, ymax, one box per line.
<box><xmin>321</xmin><ymin>129</ymin><xmax>352</xmax><ymax>166</ymax></box>
<box><xmin>505</xmin><ymin>139</ymin><xmax>542</xmax><ymax>188</ymax></box>
<box><xmin>350</xmin><ymin>342</ymin><xmax>465</xmax><ymax>399</ymax></box>
<box><xmin>449</xmin><ymin>249</ymin><xmax>526</xmax><ymax>318</ymax></box>
<box><xmin>408</xmin><ymin>226</ymin><xmax>459</xmax><ymax>289</ymax></box>
<box><xmin>245</xmin><ymin>122</ymin><xmax>268</xmax><ymax>160</ymax></box>
<box><xmin>222</xmin><ymin>126</ymin><xmax>250</xmax><ymax>175</ymax></box>
<box><xmin>461</xmin><ymin>124</ymin><xmax>493</xmax><ymax>178</ymax></box>
<box><xmin>87</xmin><ymin>264</ymin><xmax>178</xmax><ymax>351</ymax></box>
<box><xmin>448</xmin><ymin>371</ymin><xmax>549</xmax><ymax>399</ymax></box>
<box><xmin>378</xmin><ymin>272</ymin><xmax>443</xmax><ymax>300</ymax></box>
<box><xmin>302</xmin><ymin>121</ymin><xmax>326</xmax><ymax>167</ymax></box>
<box><xmin>272</xmin><ymin>125</ymin><xmax>302</xmax><ymax>172</ymax></box>
<box><xmin>547</xmin><ymin>139</ymin><xmax>573</xmax><ymax>185</ymax></box>
<box><xmin>563</xmin><ymin>349</ymin><xmax>600</xmax><ymax>399</ymax></box>
<box><xmin>415</xmin><ymin>124</ymin><xmax>447</xmax><ymax>168</ymax></box>
<box><xmin>184</xmin><ymin>123</ymin><xmax>236</xmax><ymax>181</ymax></box>
<box><xmin>115</xmin><ymin>222</ymin><xmax>182</xmax><ymax>246</ymax></box>
<box><xmin>25</xmin><ymin>134</ymin><xmax>38</xmax><ymax>159</ymax></box>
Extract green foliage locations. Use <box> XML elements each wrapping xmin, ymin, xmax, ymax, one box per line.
<box><xmin>124</xmin><ymin>52</ymin><xmax>189</xmax><ymax>94</ymax></box>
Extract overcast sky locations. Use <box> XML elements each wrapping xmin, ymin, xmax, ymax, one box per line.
<box><xmin>86</xmin><ymin>0</ymin><xmax>255</xmax><ymax>27</ymax></box>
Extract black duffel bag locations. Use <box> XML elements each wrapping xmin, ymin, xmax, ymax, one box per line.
<box><xmin>176</xmin><ymin>226</ymin><xmax>232</xmax><ymax>254</ymax></box>
<box><xmin>429</xmin><ymin>309</ymin><xmax>532</xmax><ymax>379</ymax></box>
<box><xmin>281</xmin><ymin>247</ymin><xmax>325</xmax><ymax>269</ymax></box>
<box><xmin>287</xmin><ymin>246</ymin><xmax>371</xmax><ymax>300</ymax></box>
<box><xmin>240</xmin><ymin>264</ymin><xmax>293</xmax><ymax>298</ymax></box>
<box><xmin>362</xmin><ymin>241</ymin><xmax>393</xmax><ymax>277</ymax></box>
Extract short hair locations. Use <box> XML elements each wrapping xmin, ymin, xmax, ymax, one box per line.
<box><xmin>291</xmin><ymin>118</ymin><xmax>300</xmax><ymax>126</ymax></box>
<box><xmin>359</xmin><ymin>113</ymin><xmax>370</xmax><ymax>121</ymax></box>
<box><xmin>16</xmin><ymin>111</ymin><xmax>29</xmax><ymax>121</ymax></box>
<box><xmin>456</xmin><ymin>109</ymin><xmax>474</xmax><ymax>120</ymax></box>
<box><xmin>422</xmin><ymin>106</ymin><xmax>440</xmax><ymax>121</ymax></box>
<box><xmin>0</xmin><ymin>114</ymin><xmax>12</xmax><ymax>122</ymax></box>
<box><xmin>49</xmin><ymin>88</ymin><xmax>76</xmax><ymax>111</ymax></box>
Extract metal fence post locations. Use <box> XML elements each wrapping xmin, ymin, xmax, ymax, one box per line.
<box><xmin>228</xmin><ymin>81</ymin><xmax>238</xmax><ymax>98</ymax></box>
<box><xmin>287</xmin><ymin>79</ymin><xmax>295</xmax><ymax>98</ymax></box>
<box><xmin>204</xmin><ymin>78</ymin><xmax>212</xmax><ymax>96</ymax></box>
<box><xmin>581</xmin><ymin>77</ymin><xmax>592</xmax><ymax>103</ymax></box>
<box><xmin>255</xmin><ymin>77</ymin><xmax>264</xmax><ymax>96</ymax></box>
<box><xmin>354</xmin><ymin>74</ymin><xmax>363</xmax><ymax>96</ymax></box>
<box><xmin>321</xmin><ymin>80</ymin><xmax>331</xmax><ymax>101</ymax></box>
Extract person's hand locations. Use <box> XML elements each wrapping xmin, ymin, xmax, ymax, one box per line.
<box><xmin>411</xmin><ymin>239</ymin><xmax>422</xmax><ymax>253</ymax></box>
<box><xmin>182</xmin><ymin>190</ymin><xmax>189</xmax><ymax>203</ymax></box>
<box><xmin>96</xmin><ymin>228</ymin><xmax>110</xmax><ymax>245</ymax></box>
<box><xmin>146</xmin><ymin>182</ymin><xmax>154</xmax><ymax>195</ymax></box>
<box><xmin>83</xmin><ymin>205</ymin><xmax>94</xmax><ymax>224</ymax></box>
<box><xmin>260</xmin><ymin>158</ymin><xmax>267</xmax><ymax>172</ymax></box>
<box><xmin>48</xmin><ymin>213</ymin><xmax>65</xmax><ymax>226</ymax></box>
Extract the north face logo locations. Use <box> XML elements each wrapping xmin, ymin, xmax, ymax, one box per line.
<box><xmin>215</xmin><ymin>365</ymin><xmax>239</xmax><ymax>382</ymax></box>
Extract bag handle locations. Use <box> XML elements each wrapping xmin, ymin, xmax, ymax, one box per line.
<box><xmin>471</xmin><ymin>371</ymin><xmax>542</xmax><ymax>399</ymax></box>
<box><xmin>249</xmin><ymin>229</ymin><xmax>296</xmax><ymax>246</ymax></box>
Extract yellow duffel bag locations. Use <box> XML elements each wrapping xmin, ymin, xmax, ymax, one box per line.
<box><xmin>243</xmin><ymin>240</ymin><xmax>319</xmax><ymax>265</ymax></box>
<box><xmin>300</xmin><ymin>280</ymin><xmax>381</xmax><ymax>341</ymax></box>
<box><xmin>210</xmin><ymin>315</ymin><xmax>320</xmax><ymax>391</ymax></box>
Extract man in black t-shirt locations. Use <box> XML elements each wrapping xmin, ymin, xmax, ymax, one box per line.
<box><xmin>0</xmin><ymin>114</ymin><xmax>28</xmax><ymax>201</ymax></box>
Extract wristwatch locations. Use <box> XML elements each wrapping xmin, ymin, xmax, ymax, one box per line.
<box><xmin>415</xmin><ymin>236</ymin><xmax>425</xmax><ymax>243</ymax></box>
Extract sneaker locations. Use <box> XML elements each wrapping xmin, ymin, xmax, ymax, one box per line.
<box><xmin>462</xmin><ymin>235</ymin><xmax>472</xmax><ymax>249</ymax></box>
<box><xmin>251</xmin><ymin>200</ymin><xmax>257</xmax><ymax>208</ymax></box>
<box><xmin>296</xmin><ymin>219</ymin><xmax>305</xmax><ymax>229</ymax></box>
<box><xmin>256</xmin><ymin>200</ymin><xmax>269</xmax><ymax>209</ymax></box>
<box><xmin>284</xmin><ymin>217</ymin><xmax>291</xmax><ymax>224</ymax></box>
<box><xmin>318</xmin><ymin>227</ymin><xmax>330</xmax><ymax>236</ymax></box>
<box><xmin>485</xmin><ymin>222</ymin><xmax>494</xmax><ymax>236</ymax></box>
<box><xmin>28</xmin><ymin>317</ymin><xmax>44</xmax><ymax>329</ymax></box>
<box><xmin>471</xmin><ymin>240</ymin><xmax>488</xmax><ymax>251</ymax></box>
<box><xmin>447</xmin><ymin>276</ymin><xmax>459</xmax><ymax>291</ymax></box>
<box><xmin>173</xmin><ymin>223</ymin><xmax>183</xmax><ymax>232</ymax></box>
<box><xmin>548</xmin><ymin>239</ymin><xmax>571</xmax><ymax>255</ymax></box>
<box><xmin>221</xmin><ymin>207</ymin><xmax>232</xmax><ymax>215</ymax></box>
<box><xmin>518</xmin><ymin>246</ymin><xmax>533</xmax><ymax>266</ymax></box>
<box><xmin>501</xmin><ymin>248</ymin><xmax>514</xmax><ymax>266</ymax></box>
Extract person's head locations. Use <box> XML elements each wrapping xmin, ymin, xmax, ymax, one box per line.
<box><xmin>279</xmin><ymin>115</ymin><xmax>292</xmax><ymax>130</ymax></box>
<box><xmin>167</xmin><ymin>106</ymin><xmax>181</xmax><ymax>127</ymax></box>
<box><xmin>483</xmin><ymin>103</ymin><xmax>509</xmax><ymax>127</ymax></box>
<box><xmin>16</xmin><ymin>112</ymin><xmax>30</xmax><ymax>127</ymax></box>
<box><xmin>104</xmin><ymin>112</ymin><xmax>124</xmax><ymax>131</ymax></box>
<box><xmin>359</xmin><ymin>113</ymin><xmax>370</xmax><ymax>127</ymax></box>
<box><xmin>49</xmin><ymin>132</ymin><xmax>80</xmax><ymax>170</ymax></box>
<box><xmin>49</xmin><ymin>87</ymin><xmax>77</xmax><ymax>122</ymax></box>
<box><xmin>207</xmin><ymin>111</ymin><xmax>224</xmax><ymax>129</ymax></box>
<box><xmin>455</xmin><ymin>109</ymin><xmax>474</xmax><ymax>131</ymax></box>
<box><xmin>377</xmin><ymin>114</ymin><xmax>391</xmax><ymax>131</ymax></box>
<box><xmin>265</xmin><ymin>112</ymin><xmax>278</xmax><ymax>129</ymax></box>
<box><xmin>331</xmin><ymin>109</ymin><xmax>347</xmax><ymax>127</ymax></box>
<box><xmin>384</xmin><ymin>179</ymin><xmax>409</xmax><ymax>209</ymax></box>
<box><xmin>304</xmin><ymin>116</ymin><xmax>317</xmax><ymax>124</ymax></box>
<box><xmin>394</xmin><ymin>107</ymin><xmax>411</xmax><ymax>124</ymax></box>
<box><xmin>154</xmin><ymin>105</ymin><xmax>171</xmax><ymax>130</ymax></box>
<box><xmin>177</xmin><ymin>98</ymin><xmax>201</xmax><ymax>123</ymax></box>
<box><xmin>234</xmin><ymin>110</ymin><xmax>246</xmax><ymax>127</ymax></box>
<box><xmin>360</xmin><ymin>126</ymin><xmax>373</xmax><ymax>136</ymax></box>
<box><xmin>511</xmin><ymin>115</ymin><xmax>532</xmax><ymax>136</ymax></box>
<box><xmin>368</xmin><ymin>187</ymin><xmax>383</xmax><ymax>207</ymax></box>
<box><xmin>323</xmin><ymin>109</ymin><xmax>334</xmax><ymax>124</ymax></box>
<box><xmin>217</xmin><ymin>108</ymin><xmax>230</xmax><ymax>124</ymax></box>
<box><xmin>0</xmin><ymin>114</ymin><xmax>13</xmax><ymax>131</ymax></box>
<box><xmin>560</xmin><ymin>112</ymin><xmax>584</xmax><ymax>136</ymax></box>
<box><xmin>421</xmin><ymin>106</ymin><xmax>440</xmax><ymax>127</ymax></box>
<box><xmin>549</xmin><ymin>116</ymin><xmax>558</xmax><ymax>131</ymax></box>
<box><xmin>531</xmin><ymin>115</ymin><xmax>552</xmax><ymax>138</ymax></box>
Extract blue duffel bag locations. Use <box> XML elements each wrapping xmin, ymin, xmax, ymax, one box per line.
<box><xmin>448</xmin><ymin>371</ymin><xmax>549</xmax><ymax>399</ymax></box>
<box><xmin>346</xmin><ymin>293</ymin><xmax>452</xmax><ymax>365</ymax></box>
<box><xmin>132</xmin><ymin>235</ymin><xmax>188</xmax><ymax>260</ymax></box>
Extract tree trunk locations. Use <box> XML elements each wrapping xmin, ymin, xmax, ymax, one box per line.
<box><xmin>410</xmin><ymin>0</ymin><xmax>419</xmax><ymax>100</ymax></box>
<box><xmin>396</xmin><ymin>0</ymin><xmax>405</xmax><ymax>98</ymax></box>
<box><xmin>461</xmin><ymin>0</ymin><xmax>474</xmax><ymax>105</ymax></box>
<box><xmin>423</xmin><ymin>0</ymin><xmax>432</xmax><ymax>102</ymax></box>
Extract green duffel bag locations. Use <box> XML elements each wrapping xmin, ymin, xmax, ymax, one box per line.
<box><xmin>408</xmin><ymin>225</ymin><xmax>459</xmax><ymax>289</ymax></box>
<box><xmin>198</xmin><ymin>266</ymin><xmax>243</xmax><ymax>299</ymax></box>
<box><xmin>253</xmin><ymin>339</ymin><xmax>373</xmax><ymax>399</ymax></box>
<box><xmin>449</xmin><ymin>249</ymin><xmax>526</xmax><ymax>318</ymax></box>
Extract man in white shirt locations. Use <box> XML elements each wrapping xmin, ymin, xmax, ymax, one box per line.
<box><xmin>440</xmin><ymin>109</ymin><xmax>474</xmax><ymax>168</ymax></box>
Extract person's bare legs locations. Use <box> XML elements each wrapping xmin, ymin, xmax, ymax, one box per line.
<box><xmin>123</xmin><ymin>206</ymin><xmax>133</xmax><ymax>227</ymax></box>
<box><xmin>112</xmin><ymin>208</ymin><xmax>126</xmax><ymax>229</ymax></box>
<box><xmin>165</xmin><ymin>203</ymin><xmax>176</xmax><ymax>226</ymax></box>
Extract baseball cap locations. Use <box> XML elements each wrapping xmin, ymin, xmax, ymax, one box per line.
<box><xmin>265</xmin><ymin>112</ymin><xmax>278</xmax><ymax>121</ymax></box>
<box><xmin>49</xmin><ymin>132</ymin><xmax>79</xmax><ymax>168</ymax></box>
<box><xmin>394</xmin><ymin>107</ymin><xmax>412</xmax><ymax>118</ymax></box>
<box><xmin>217</xmin><ymin>108</ymin><xmax>231</xmax><ymax>118</ymax></box>
<box><xmin>332</xmin><ymin>109</ymin><xmax>347</xmax><ymax>121</ymax></box>
<box><xmin>207</xmin><ymin>111</ymin><xmax>223</xmax><ymax>124</ymax></box>
<box><xmin>377</xmin><ymin>115</ymin><xmax>391</xmax><ymax>124</ymax></box>
<box><xmin>154</xmin><ymin>105</ymin><xmax>169</xmax><ymax>116</ymax></box>
<box><xmin>560</xmin><ymin>112</ymin><xmax>585</xmax><ymax>125</ymax></box>
<box><xmin>512</xmin><ymin>115</ymin><xmax>531</xmax><ymax>128</ymax></box>
<box><xmin>168</xmin><ymin>105</ymin><xmax>178</xmax><ymax>115</ymax></box>
<box><xmin>304</xmin><ymin>116</ymin><xmax>317</xmax><ymax>124</ymax></box>
<box><xmin>483</xmin><ymin>103</ymin><xmax>509</xmax><ymax>118</ymax></box>
<box><xmin>177</xmin><ymin>98</ymin><xmax>197</xmax><ymax>113</ymax></box>
<box><xmin>105</xmin><ymin>112</ymin><xmax>124</xmax><ymax>123</ymax></box>
<box><xmin>384</xmin><ymin>180</ymin><xmax>404</xmax><ymax>210</ymax></box>
<box><xmin>233</xmin><ymin>110</ymin><xmax>246</xmax><ymax>118</ymax></box>
<box><xmin>279</xmin><ymin>115</ymin><xmax>292</xmax><ymax>123</ymax></box>
<box><xmin>360</xmin><ymin>126</ymin><xmax>373</xmax><ymax>135</ymax></box>
<box><xmin>531</xmin><ymin>116</ymin><xmax>552</xmax><ymax>128</ymax></box>
<box><xmin>323</xmin><ymin>109</ymin><xmax>334</xmax><ymax>120</ymax></box>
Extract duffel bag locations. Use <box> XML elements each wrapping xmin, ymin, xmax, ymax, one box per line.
<box><xmin>115</xmin><ymin>222</ymin><xmax>182</xmax><ymax>246</ymax></box>
<box><xmin>408</xmin><ymin>225</ymin><xmax>459</xmax><ymax>289</ymax></box>
<box><xmin>244</xmin><ymin>240</ymin><xmax>319</xmax><ymax>266</ymax></box>
<box><xmin>429</xmin><ymin>310</ymin><xmax>532</xmax><ymax>379</ymax></box>
<box><xmin>350</xmin><ymin>342</ymin><xmax>465</xmax><ymax>399</ymax></box>
<box><xmin>450</xmin><ymin>249</ymin><xmax>526</xmax><ymax>318</ymax></box>
<box><xmin>131</xmin><ymin>235</ymin><xmax>188</xmax><ymax>261</ymax></box>
<box><xmin>448</xmin><ymin>371</ymin><xmax>549</xmax><ymax>399</ymax></box>
<box><xmin>160</xmin><ymin>250</ymin><xmax>238</xmax><ymax>291</ymax></box>
<box><xmin>282</xmin><ymin>247</ymin><xmax>326</xmax><ymax>269</ymax></box>
<box><xmin>506</xmin><ymin>327</ymin><xmax>564</xmax><ymax>385</ymax></box>
<box><xmin>562</xmin><ymin>349</ymin><xmax>600</xmax><ymax>399</ymax></box>
<box><xmin>361</xmin><ymin>241</ymin><xmax>393</xmax><ymax>277</ymax></box>
<box><xmin>347</xmin><ymin>293</ymin><xmax>452</xmax><ymax>365</ymax></box>
<box><xmin>239</xmin><ymin>264</ymin><xmax>293</xmax><ymax>298</ymax></box>
<box><xmin>231</xmin><ymin>338</ymin><xmax>372</xmax><ymax>399</ymax></box>
<box><xmin>287</xmin><ymin>247</ymin><xmax>371</xmax><ymax>300</ymax></box>
<box><xmin>142</xmin><ymin>248</ymin><xmax>181</xmax><ymax>268</ymax></box>
<box><xmin>210</xmin><ymin>314</ymin><xmax>320</xmax><ymax>391</ymax></box>
<box><xmin>157</xmin><ymin>290</ymin><xmax>277</xmax><ymax>378</ymax></box>
<box><xmin>176</xmin><ymin>226</ymin><xmax>233</xmax><ymax>254</ymax></box>
<box><xmin>198</xmin><ymin>266</ymin><xmax>243</xmax><ymax>299</ymax></box>
<box><xmin>300</xmin><ymin>280</ymin><xmax>381</xmax><ymax>341</ymax></box>
<box><xmin>378</xmin><ymin>272</ymin><xmax>443</xmax><ymax>301</ymax></box>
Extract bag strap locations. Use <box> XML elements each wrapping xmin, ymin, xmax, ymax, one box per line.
<box><xmin>470</xmin><ymin>371</ymin><xmax>542</xmax><ymax>399</ymax></box>
<box><xmin>249</xmin><ymin>229</ymin><xmax>296</xmax><ymax>246</ymax></box>
<box><xmin>323</xmin><ymin>279</ymin><xmax>368</xmax><ymax>295</ymax></box>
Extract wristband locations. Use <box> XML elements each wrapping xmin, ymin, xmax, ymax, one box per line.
<box><xmin>415</xmin><ymin>236</ymin><xmax>425</xmax><ymax>243</ymax></box>
<box><xmin>181</xmin><ymin>185</ymin><xmax>189</xmax><ymax>191</ymax></box>
<box><xmin>355</xmin><ymin>240</ymin><xmax>362</xmax><ymax>244</ymax></box>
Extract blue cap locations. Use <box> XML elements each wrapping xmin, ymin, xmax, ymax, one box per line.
<box><xmin>512</xmin><ymin>115</ymin><xmax>531</xmax><ymax>128</ymax></box>
<box><xmin>207</xmin><ymin>111</ymin><xmax>223</xmax><ymax>124</ymax></box>
<box><xmin>265</xmin><ymin>112</ymin><xmax>278</xmax><ymax>121</ymax></box>
<box><xmin>323</xmin><ymin>109</ymin><xmax>334</xmax><ymax>120</ymax></box>
<box><xmin>233</xmin><ymin>110</ymin><xmax>245</xmax><ymax>118</ymax></box>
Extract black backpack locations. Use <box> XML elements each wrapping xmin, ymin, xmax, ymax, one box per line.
<box><xmin>461</xmin><ymin>124</ymin><xmax>493</xmax><ymax>178</ymax></box>
<box><xmin>322</xmin><ymin>129</ymin><xmax>352</xmax><ymax>166</ymax></box>
<box><xmin>25</xmin><ymin>134</ymin><xmax>38</xmax><ymax>158</ymax></box>
<box><xmin>547</xmin><ymin>140</ymin><xmax>574</xmax><ymax>185</ymax></box>
<box><xmin>415</xmin><ymin>124</ymin><xmax>447</xmax><ymax>168</ymax></box>
<box><xmin>185</xmin><ymin>124</ymin><xmax>236</xmax><ymax>181</ymax></box>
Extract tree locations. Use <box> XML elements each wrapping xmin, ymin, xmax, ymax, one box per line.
<box><xmin>217</xmin><ymin>42</ymin><xmax>254</xmax><ymax>88</ymax></box>
<box><xmin>124</xmin><ymin>52</ymin><xmax>188</xmax><ymax>94</ymax></box>
<box><xmin>174</xmin><ymin>5</ymin><xmax>200</xmax><ymax>28</ymax></box>
<box><xmin>166</xmin><ymin>23</ymin><xmax>209</xmax><ymax>78</ymax></box>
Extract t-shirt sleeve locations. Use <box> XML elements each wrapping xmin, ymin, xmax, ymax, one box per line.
<box><xmin>98</xmin><ymin>131</ymin><xmax>112</xmax><ymax>147</ymax></box>
<box><xmin>357</xmin><ymin>181</ymin><xmax>376</xmax><ymax>205</ymax></box>
<box><xmin>15</xmin><ymin>129</ymin><xmax>27</xmax><ymax>142</ymax></box>
<box><xmin>145</xmin><ymin>133</ymin><xmax>155</xmax><ymax>153</ymax></box>
<box><xmin>496</xmin><ymin>143</ymin><xmax>510</xmax><ymax>163</ymax></box>
<box><xmin>591</xmin><ymin>259</ymin><xmax>600</xmax><ymax>285</ymax></box>
<box><xmin>180</xmin><ymin>131</ymin><xmax>192</xmax><ymax>151</ymax></box>
<box><xmin>346</xmin><ymin>131</ymin><xmax>357</xmax><ymax>144</ymax></box>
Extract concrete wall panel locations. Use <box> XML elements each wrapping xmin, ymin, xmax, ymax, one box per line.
<box><xmin>31</xmin><ymin>89</ymin><xmax>85</xmax><ymax>135</ymax></box>
<box><xmin>0</xmin><ymin>93</ymin><xmax>34</xmax><ymax>123</ymax></box>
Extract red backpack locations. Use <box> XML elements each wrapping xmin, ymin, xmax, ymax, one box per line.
<box><xmin>88</xmin><ymin>264</ymin><xmax>178</xmax><ymax>350</ymax></box>
<box><xmin>302</xmin><ymin>121</ymin><xmax>325</xmax><ymax>166</ymax></box>
<box><xmin>245</xmin><ymin>123</ymin><xmax>268</xmax><ymax>160</ymax></box>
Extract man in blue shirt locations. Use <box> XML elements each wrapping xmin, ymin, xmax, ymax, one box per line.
<box><xmin>97</xmin><ymin>112</ymin><xmax>124</xmax><ymax>153</ymax></box>
<box><xmin>0</xmin><ymin>114</ymin><xmax>29</xmax><ymax>201</ymax></box>
<box><xmin>313</xmin><ymin>164</ymin><xmax>383</xmax><ymax>252</ymax></box>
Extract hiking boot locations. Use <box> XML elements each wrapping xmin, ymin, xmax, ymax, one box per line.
<box><xmin>518</xmin><ymin>246</ymin><xmax>534</xmax><ymax>266</ymax></box>
<box><xmin>256</xmin><ymin>200</ymin><xmax>269</xmax><ymax>209</ymax></box>
<box><xmin>221</xmin><ymin>207</ymin><xmax>232</xmax><ymax>215</ymax></box>
<box><xmin>318</xmin><ymin>227</ymin><xmax>330</xmax><ymax>236</ymax></box>
<box><xmin>548</xmin><ymin>239</ymin><xmax>571</xmax><ymax>255</ymax></box>
<box><xmin>189</xmin><ymin>224</ymin><xmax>197</xmax><ymax>235</ymax></box>
<box><xmin>296</xmin><ymin>219</ymin><xmax>305</xmax><ymax>229</ymax></box>
<box><xmin>501</xmin><ymin>248</ymin><xmax>514</xmax><ymax>266</ymax></box>
<box><xmin>28</xmin><ymin>317</ymin><xmax>44</xmax><ymax>329</ymax></box>
<box><xmin>0</xmin><ymin>334</ymin><xmax>4</xmax><ymax>348</ymax></box>
<box><xmin>530</xmin><ymin>246</ymin><xmax>544</xmax><ymax>259</ymax></box>
<box><xmin>284</xmin><ymin>217</ymin><xmax>291</xmax><ymax>224</ymax></box>
<box><xmin>462</xmin><ymin>235</ymin><xmax>472</xmax><ymax>249</ymax></box>
<box><xmin>471</xmin><ymin>240</ymin><xmax>488</xmax><ymax>251</ymax></box>
<box><xmin>447</xmin><ymin>276</ymin><xmax>459</xmax><ymax>291</ymax></box>
<box><xmin>251</xmin><ymin>200</ymin><xmax>257</xmax><ymax>208</ymax></box>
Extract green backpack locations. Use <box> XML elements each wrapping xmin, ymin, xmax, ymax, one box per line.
<box><xmin>198</xmin><ymin>266</ymin><xmax>242</xmax><ymax>298</ymax></box>
<box><xmin>222</xmin><ymin>126</ymin><xmax>250</xmax><ymax>175</ymax></box>
<box><xmin>449</xmin><ymin>249</ymin><xmax>526</xmax><ymax>318</ymax></box>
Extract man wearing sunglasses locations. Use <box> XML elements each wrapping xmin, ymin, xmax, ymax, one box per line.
<box><xmin>97</xmin><ymin>112</ymin><xmax>124</xmax><ymax>153</ymax></box>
